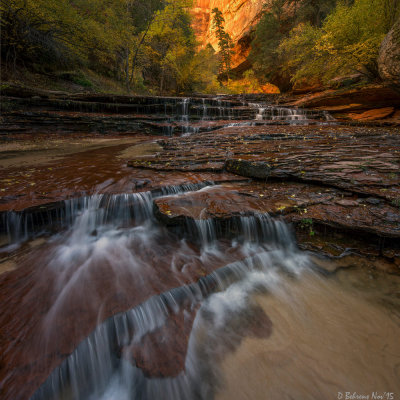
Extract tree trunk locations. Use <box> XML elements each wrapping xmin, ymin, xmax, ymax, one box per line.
<box><xmin>125</xmin><ymin>48</ymin><xmax>130</xmax><ymax>92</ymax></box>
<box><xmin>160</xmin><ymin>68</ymin><xmax>165</xmax><ymax>94</ymax></box>
<box><xmin>130</xmin><ymin>21</ymin><xmax>152</xmax><ymax>85</ymax></box>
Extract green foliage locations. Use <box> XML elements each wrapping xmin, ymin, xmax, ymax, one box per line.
<box><xmin>251</xmin><ymin>0</ymin><xmax>399</xmax><ymax>90</ymax></box>
<box><xmin>142</xmin><ymin>0</ymin><xmax>202</xmax><ymax>93</ymax></box>
<box><xmin>183</xmin><ymin>45</ymin><xmax>220</xmax><ymax>93</ymax></box>
<box><xmin>391</xmin><ymin>198</ymin><xmax>400</xmax><ymax>208</ymax></box>
<box><xmin>279</xmin><ymin>0</ymin><xmax>399</xmax><ymax>86</ymax></box>
<box><xmin>249</xmin><ymin>0</ymin><xmax>324</xmax><ymax>90</ymax></box>
<box><xmin>278</xmin><ymin>23</ymin><xmax>325</xmax><ymax>87</ymax></box>
<box><xmin>211</xmin><ymin>8</ymin><xmax>234</xmax><ymax>79</ymax></box>
<box><xmin>57</xmin><ymin>71</ymin><xmax>93</xmax><ymax>87</ymax></box>
<box><xmin>0</xmin><ymin>0</ymin><xmax>218</xmax><ymax>94</ymax></box>
<box><xmin>299</xmin><ymin>218</ymin><xmax>315</xmax><ymax>236</ymax></box>
<box><xmin>250</xmin><ymin>8</ymin><xmax>289</xmax><ymax>90</ymax></box>
<box><xmin>317</xmin><ymin>0</ymin><xmax>393</xmax><ymax>78</ymax></box>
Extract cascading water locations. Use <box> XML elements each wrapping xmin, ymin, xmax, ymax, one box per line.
<box><xmin>181</xmin><ymin>98</ymin><xmax>190</xmax><ymax>135</ymax></box>
<box><xmin>27</xmin><ymin>184</ymin><xmax>307</xmax><ymax>400</ymax></box>
<box><xmin>2</xmin><ymin>181</ymin><xmax>399</xmax><ymax>400</ymax></box>
<box><xmin>181</xmin><ymin>98</ymin><xmax>189</xmax><ymax>123</ymax></box>
<box><xmin>0</xmin><ymin>182</ymin><xmax>214</xmax><ymax>250</ymax></box>
<box><xmin>201</xmin><ymin>98</ymin><xmax>208</xmax><ymax>120</ymax></box>
<box><xmin>143</xmin><ymin>97</ymin><xmax>335</xmax><ymax>137</ymax></box>
<box><xmin>0</xmin><ymin>182</ymin><xmax>301</xmax><ymax>399</ymax></box>
<box><xmin>255</xmin><ymin>108</ymin><xmax>265</xmax><ymax>121</ymax></box>
<box><xmin>249</xmin><ymin>102</ymin><xmax>335</xmax><ymax>125</ymax></box>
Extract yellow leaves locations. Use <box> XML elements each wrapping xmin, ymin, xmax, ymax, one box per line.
<box><xmin>275</xmin><ymin>0</ymin><xmax>392</xmax><ymax>87</ymax></box>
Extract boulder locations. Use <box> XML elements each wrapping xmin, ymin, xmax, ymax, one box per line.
<box><xmin>378</xmin><ymin>17</ymin><xmax>400</xmax><ymax>90</ymax></box>
<box><xmin>225</xmin><ymin>159</ymin><xmax>271</xmax><ymax>179</ymax></box>
<box><xmin>291</xmin><ymin>85</ymin><xmax>400</xmax><ymax>109</ymax></box>
<box><xmin>327</xmin><ymin>74</ymin><xmax>364</xmax><ymax>89</ymax></box>
<box><xmin>347</xmin><ymin>107</ymin><xmax>395</xmax><ymax>121</ymax></box>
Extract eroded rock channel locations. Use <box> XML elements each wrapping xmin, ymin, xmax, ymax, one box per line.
<box><xmin>0</xmin><ymin>93</ymin><xmax>399</xmax><ymax>400</ymax></box>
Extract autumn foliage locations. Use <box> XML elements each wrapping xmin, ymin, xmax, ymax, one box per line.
<box><xmin>0</xmin><ymin>0</ymin><xmax>220</xmax><ymax>94</ymax></box>
<box><xmin>251</xmin><ymin>0</ymin><xmax>400</xmax><ymax>90</ymax></box>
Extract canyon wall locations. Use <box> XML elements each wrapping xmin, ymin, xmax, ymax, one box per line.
<box><xmin>191</xmin><ymin>0</ymin><xmax>268</xmax><ymax>68</ymax></box>
<box><xmin>378</xmin><ymin>16</ymin><xmax>400</xmax><ymax>92</ymax></box>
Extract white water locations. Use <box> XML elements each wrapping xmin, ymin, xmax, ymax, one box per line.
<box><xmin>2</xmin><ymin>183</ymin><xmax>398</xmax><ymax>400</ymax></box>
<box><xmin>249</xmin><ymin>102</ymin><xmax>335</xmax><ymax>125</ymax></box>
<box><xmin>135</xmin><ymin>97</ymin><xmax>336</xmax><ymax>138</ymax></box>
<box><xmin>27</xmin><ymin>184</ymin><xmax>310</xmax><ymax>400</ymax></box>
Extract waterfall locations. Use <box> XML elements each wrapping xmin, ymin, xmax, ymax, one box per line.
<box><xmin>248</xmin><ymin>103</ymin><xmax>335</xmax><ymax>125</ymax></box>
<box><xmin>1</xmin><ymin>183</ymin><xmax>309</xmax><ymax>400</ymax></box>
<box><xmin>0</xmin><ymin>183</ymin><xmax>215</xmax><ymax>250</ymax></box>
<box><xmin>201</xmin><ymin>98</ymin><xmax>208</xmax><ymax>120</ymax></box>
<box><xmin>181</xmin><ymin>98</ymin><xmax>189</xmax><ymax>123</ymax></box>
<box><xmin>29</xmin><ymin>186</ymin><xmax>308</xmax><ymax>400</ymax></box>
<box><xmin>131</xmin><ymin>96</ymin><xmax>336</xmax><ymax>138</ymax></box>
<box><xmin>256</xmin><ymin>107</ymin><xmax>265</xmax><ymax>120</ymax></box>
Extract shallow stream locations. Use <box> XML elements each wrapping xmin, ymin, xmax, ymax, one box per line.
<box><xmin>1</xmin><ymin>187</ymin><xmax>399</xmax><ymax>400</ymax></box>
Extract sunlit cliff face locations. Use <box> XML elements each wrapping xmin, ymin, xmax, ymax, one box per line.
<box><xmin>191</xmin><ymin>0</ymin><xmax>267</xmax><ymax>67</ymax></box>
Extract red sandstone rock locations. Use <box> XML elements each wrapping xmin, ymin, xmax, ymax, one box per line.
<box><xmin>348</xmin><ymin>107</ymin><xmax>395</xmax><ymax>121</ymax></box>
<box><xmin>191</xmin><ymin>0</ymin><xmax>266</xmax><ymax>67</ymax></box>
<box><xmin>128</xmin><ymin>307</ymin><xmax>199</xmax><ymax>377</ymax></box>
<box><xmin>288</xmin><ymin>85</ymin><xmax>400</xmax><ymax>117</ymax></box>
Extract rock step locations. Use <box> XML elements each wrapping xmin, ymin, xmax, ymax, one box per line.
<box><xmin>2</xmin><ymin>182</ymin><xmax>399</xmax><ymax>261</ymax></box>
<box><xmin>128</xmin><ymin>124</ymin><xmax>400</xmax><ymax>204</ymax></box>
<box><xmin>152</xmin><ymin>183</ymin><xmax>400</xmax><ymax>245</ymax></box>
<box><xmin>2</xmin><ymin>94</ymin><xmax>332</xmax><ymax>124</ymax></box>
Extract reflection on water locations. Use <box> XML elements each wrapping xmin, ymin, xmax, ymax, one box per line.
<box><xmin>1</xmin><ymin>188</ymin><xmax>399</xmax><ymax>400</ymax></box>
<box><xmin>217</xmin><ymin>270</ymin><xmax>400</xmax><ymax>400</ymax></box>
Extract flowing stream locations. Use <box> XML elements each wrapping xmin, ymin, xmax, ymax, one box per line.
<box><xmin>1</xmin><ymin>184</ymin><xmax>399</xmax><ymax>400</ymax></box>
<box><xmin>0</xmin><ymin>98</ymin><xmax>398</xmax><ymax>400</ymax></box>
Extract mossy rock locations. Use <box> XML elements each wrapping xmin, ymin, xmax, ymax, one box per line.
<box><xmin>56</xmin><ymin>71</ymin><xmax>93</xmax><ymax>88</ymax></box>
<box><xmin>225</xmin><ymin>159</ymin><xmax>271</xmax><ymax>179</ymax></box>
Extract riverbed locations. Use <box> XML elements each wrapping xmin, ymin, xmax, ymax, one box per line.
<box><xmin>1</xmin><ymin>96</ymin><xmax>399</xmax><ymax>400</ymax></box>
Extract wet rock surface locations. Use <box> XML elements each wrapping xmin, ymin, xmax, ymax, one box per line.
<box><xmin>130</xmin><ymin>124</ymin><xmax>400</xmax><ymax>254</ymax></box>
<box><xmin>285</xmin><ymin>85</ymin><xmax>400</xmax><ymax>124</ymax></box>
<box><xmin>129</xmin><ymin>306</ymin><xmax>200</xmax><ymax>378</ymax></box>
<box><xmin>225</xmin><ymin>159</ymin><xmax>271</xmax><ymax>179</ymax></box>
<box><xmin>1</xmin><ymin>94</ymin><xmax>400</xmax><ymax>400</ymax></box>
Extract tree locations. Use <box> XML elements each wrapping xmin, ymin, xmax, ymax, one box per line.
<box><xmin>249</xmin><ymin>1</ymin><xmax>293</xmax><ymax>91</ymax></box>
<box><xmin>0</xmin><ymin>0</ymin><xmax>218</xmax><ymax>94</ymax></box>
<box><xmin>127</xmin><ymin>0</ymin><xmax>164</xmax><ymax>90</ymax></box>
<box><xmin>289</xmin><ymin>0</ymin><xmax>338</xmax><ymax>27</ymax></box>
<box><xmin>142</xmin><ymin>0</ymin><xmax>197</xmax><ymax>93</ymax></box>
<box><xmin>1</xmin><ymin>0</ymin><xmax>125</xmax><ymax>74</ymax></box>
<box><xmin>278</xmin><ymin>0</ymin><xmax>400</xmax><ymax>86</ymax></box>
<box><xmin>316</xmin><ymin>0</ymin><xmax>398</xmax><ymax>79</ymax></box>
<box><xmin>277</xmin><ymin>22</ymin><xmax>324</xmax><ymax>87</ymax></box>
<box><xmin>211</xmin><ymin>8</ymin><xmax>234</xmax><ymax>79</ymax></box>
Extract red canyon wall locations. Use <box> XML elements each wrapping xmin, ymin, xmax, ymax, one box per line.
<box><xmin>191</xmin><ymin>0</ymin><xmax>268</xmax><ymax>68</ymax></box>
